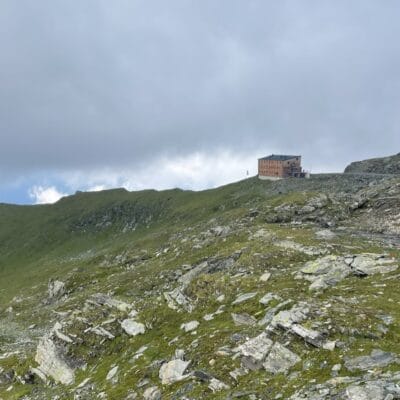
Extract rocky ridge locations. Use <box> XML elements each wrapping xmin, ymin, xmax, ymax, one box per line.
<box><xmin>344</xmin><ymin>152</ymin><xmax>400</xmax><ymax>175</ymax></box>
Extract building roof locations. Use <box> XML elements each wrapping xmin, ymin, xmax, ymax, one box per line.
<box><xmin>258</xmin><ymin>154</ymin><xmax>300</xmax><ymax>161</ymax></box>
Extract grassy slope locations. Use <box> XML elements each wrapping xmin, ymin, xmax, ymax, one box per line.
<box><xmin>1</xmin><ymin>174</ymin><xmax>399</xmax><ymax>399</ymax></box>
<box><xmin>0</xmin><ymin>178</ymin><xmax>267</xmax><ymax>304</ymax></box>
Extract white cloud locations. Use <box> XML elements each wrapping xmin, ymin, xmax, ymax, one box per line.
<box><xmin>87</xmin><ymin>185</ymin><xmax>107</xmax><ymax>192</ymax></box>
<box><xmin>61</xmin><ymin>150</ymin><xmax>259</xmax><ymax>194</ymax></box>
<box><xmin>28</xmin><ymin>185</ymin><xmax>67</xmax><ymax>204</ymax></box>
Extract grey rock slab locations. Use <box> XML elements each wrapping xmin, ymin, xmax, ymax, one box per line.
<box><xmin>178</xmin><ymin>261</ymin><xmax>208</xmax><ymax>288</ymax></box>
<box><xmin>174</xmin><ymin>349</ymin><xmax>185</xmax><ymax>360</ymax></box>
<box><xmin>143</xmin><ymin>386</ymin><xmax>162</xmax><ymax>400</ymax></box>
<box><xmin>300</xmin><ymin>255</ymin><xmax>352</xmax><ymax>291</ymax></box>
<box><xmin>35</xmin><ymin>336</ymin><xmax>76</xmax><ymax>385</ymax></box>
<box><xmin>263</xmin><ymin>342</ymin><xmax>301</xmax><ymax>374</ymax></box>
<box><xmin>193</xmin><ymin>370</ymin><xmax>213</xmax><ymax>382</ymax></box>
<box><xmin>299</xmin><ymin>254</ymin><xmax>398</xmax><ymax>291</ymax></box>
<box><xmin>106</xmin><ymin>366</ymin><xmax>119</xmax><ymax>383</ymax></box>
<box><xmin>210</xmin><ymin>226</ymin><xmax>231</xmax><ymax>237</ymax></box>
<box><xmin>121</xmin><ymin>319</ymin><xmax>145</xmax><ymax>336</ymax></box>
<box><xmin>258</xmin><ymin>299</ymin><xmax>292</xmax><ymax>326</ymax></box>
<box><xmin>53</xmin><ymin>322</ymin><xmax>74</xmax><ymax>344</ymax></box>
<box><xmin>229</xmin><ymin>367</ymin><xmax>249</xmax><ymax>381</ymax></box>
<box><xmin>89</xmin><ymin>293</ymin><xmax>132</xmax><ymax>312</ymax></box>
<box><xmin>250</xmin><ymin>228</ymin><xmax>274</xmax><ymax>240</ymax></box>
<box><xmin>259</xmin><ymin>272</ymin><xmax>272</xmax><ymax>282</ymax></box>
<box><xmin>345</xmin><ymin>383</ymin><xmax>386</xmax><ymax>400</ymax></box>
<box><xmin>208</xmin><ymin>377</ymin><xmax>230</xmax><ymax>392</ymax></box>
<box><xmin>159</xmin><ymin>359</ymin><xmax>190</xmax><ymax>385</ymax></box>
<box><xmin>350</xmin><ymin>254</ymin><xmax>398</xmax><ymax>276</ymax></box>
<box><xmin>276</xmin><ymin>240</ymin><xmax>327</xmax><ymax>256</ymax></box>
<box><xmin>236</xmin><ymin>332</ymin><xmax>273</xmax><ymax>363</ymax></box>
<box><xmin>216</xmin><ymin>294</ymin><xmax>225</xmax><ymax>303</ymax></box>
<box><xmin>268</xmin><ymin>303</ymin><xmax>309</xmax><ymax>330</ymax></box>
<box><xmin>86</xmin><ymin>326</ymin><xmax>115</xmax><ymax>339</ymax></box>
<box><xmin>290</xmin><ymin>322</ymin><xmax>336</xmax><ymax>350</ymax></box>
<box><xmin>180</xmin><ymin>321</ymin><xmax>199</xmax><ymax>332</ymax></box>
<box><xmin>345</xmin><ymin>349</ymin><xmax>398</xmax><ymax>371</ymax></box>
<box><xmin>259</xmin><ymin>293</ymin><xmax>281</xmax><ymax>305</ymax></box>
<box><xmin>231</xmin><ymin>313</ymin><xmax>257</xmax><ymax>326</ymax></box>
<box><xmin>315</xmin><ymin>229</ymin><xmax>337</xmax><ymax>240</ymax></box>
<box><xmin>232</xmin><ymin>292</ymin><xmax>257</xmax><ymax>305</ymax></box>
<box><xmin>164</xmin><ymin>288</ymin><xmax>193</xmax><ymax>312</ymax></box>
<box><xmin>48</xmin><ymin>279</ymin><xmax>66</xmax><ymax>300</ymax></box>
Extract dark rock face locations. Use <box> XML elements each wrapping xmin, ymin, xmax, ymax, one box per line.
<box><xmin>344</xmin><ymin>153</ymin><xmax>400</xmax><ymax>174</ymax></box>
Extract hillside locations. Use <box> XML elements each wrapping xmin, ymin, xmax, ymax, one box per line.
<box><xmin>344</xmin><ymin>153</ymin><xmax>400</xmax><ymax>174</ymax></box>
<box><xmin>0</xmin><ymin>173</ymin><xmax>400</xmax><ymax>399</ymax></box>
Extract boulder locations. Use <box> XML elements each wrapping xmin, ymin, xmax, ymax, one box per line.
<box><xmin>345</xmin><ymin>349</ymin><xmax>398</xmax><ymax>371</ymax></box>
<box><xmin>164</xmin><ymin>288</ymin><xmax>193</xmax><ymax>312</ymax></box>
<box><xmin>269</xmin><ymin>303</ymin><xmax>309</xmax><ymax>331</ymax></box>
<box><xmin>259</xmin><ymin>272</ymin><xmax>271</xmax><ymax>282</ymax></box>
<box><xmin>258</xmin><ymin>300</ymin><xmax>292</xmax><ymax>326</ymax></box>
<box><xmin>232</xmin><ymin>292</ymin><xmax>257</xmax><ymax>305</ymax></box>
<box><xmin>121</xmin><ymin>319</ymin><xmax>145</xmax><ymax>336</ymax></box>
<box><xmin>349</xmin><ymin>254</ymin><xmax>398</xmax><ymax>276</ymax></box>
<box><xmin>300</xmin><ymin>255</ymin><xmax>350</xmax><ymax>291</ymax></box>
<box><xmin>263</xmin><ymin>342</ymin><xmax>301</xmax><ymax>374</ymax></box>
<box><xmin>236</xmin><ymin>332</ymin><xmax>273</xmax><ymax>370</ymax></box>
<box><xmin>159</xmin><ymin>359</ymin><xmax>190</xmax><ymax>385</ymax></box>
<box><xmin>180</xmin><ymin>321</ymin><xmax>199</xmax><ymax>332</ymax></box>
<box><xmin>34</xmin><ymin>336</ymin><xmax>76</xmax><ymax>385</ymax></box>
<box><xmin>48</xmin><ymin>279</ymin><xmax>66</xmax><ymax>300</ymax></box>
<box><xmin>299</xmin><ymin>254</ymin><xmax>398</xmax><ymax>291</ymax></box>
<box><xmin>290</xmin><ymin>324</ymin><xmax>335</xmax><ymax>350</ymax></box>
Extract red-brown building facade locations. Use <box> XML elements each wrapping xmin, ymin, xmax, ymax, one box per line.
<box><xmin>258</xmin><ymin>154</ymin><xmax>304</xmax><ymax>179</ymax></box>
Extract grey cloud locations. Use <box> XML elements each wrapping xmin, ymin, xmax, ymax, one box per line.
<box><xmin>1</xmin><ymin>0</ymin><xmax>400</xmax><ymax>180</ymax></box>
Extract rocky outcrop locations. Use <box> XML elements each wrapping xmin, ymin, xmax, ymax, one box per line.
<box><xmin>236</xmin><ymin>332</ymin><xmax>273</xmax><ymax>370</ymax></box>
<box><xmin>235</xmin><ymin>332</ymin><xmax>301</xmax><ymax>374</ymax></box>
<box><xmin>344</xmin><ymin>153</ymin><xmax>400</xmax><ymax>174</ymax></box>
<box><xmin>344</xmin><ymin>349</ymin><xmax>399</xmax><ymax>371</ymax></box>
<box><xmin>164</xmin><ymin>288</ymin><xmax>194</xmax><ymax>312</ymax></box>
<box><xmin>298</xmin><ymin>254</ymin><xmax>398</xmax><ymax>290</ymax></box>
<box><xmin>289</xmin><ymin>375</ymin><xmax>400</xmax><ymax>399</ymax></box>
<box><xmin>262</xmin><ymin>342</ymin><xmax>301</xmax><ymax>374</ymax></box>
<box><xmin>34</xmin><ymin>336</ymin><xmax>76</xmax><ymax>385</ymax></box>
<box><xmin>48</xmin><ymin>279</ymin><xmax>66</xmax><ymax>301</ymax></box>
<box><xmin>87</xmin><ymin>293</ymin><xmax>133</xmax><ymax>312</ymax></box>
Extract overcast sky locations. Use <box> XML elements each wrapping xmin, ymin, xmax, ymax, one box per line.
<box><xmin>1</xmin><ymin>1</ymin><xmax>400</xmax><ymax>204</ymax></box>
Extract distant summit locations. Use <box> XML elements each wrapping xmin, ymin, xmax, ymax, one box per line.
<box><xmin>344</xmin><ymin>153</ymin><xmax>400</xmax><ymax>174</ymax></box>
